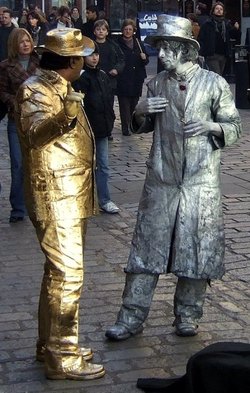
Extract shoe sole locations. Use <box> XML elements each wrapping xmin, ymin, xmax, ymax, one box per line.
<box><xmin>175</xmin><ymin>329</ymin><xmax>198</xmax><ymax>337</ymax></box>
<box><xmin>105</xmin><ymin>331</ymin><xmax>131</xmax><ymax>340</ymax></box>
<box><xmin>46</xmin><ymin>369</ymin><xmax>105</xmax><ymax>380</ymax></box>
<box><xmin>99</xmin><ymin>208</ymin><xmax>119</xmax><ymax>214</ymax></box>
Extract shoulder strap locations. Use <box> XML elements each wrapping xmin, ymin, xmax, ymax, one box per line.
<box><xmin>135</xmin><ymin>38</ymin><xmax>143</xmax><ymax>53</ymax></box>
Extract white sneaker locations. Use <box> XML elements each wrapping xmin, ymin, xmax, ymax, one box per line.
<box><xmin>100</xmin><ymin>201</ymin><xmax>119</xmax><ymax>214</ymax></box>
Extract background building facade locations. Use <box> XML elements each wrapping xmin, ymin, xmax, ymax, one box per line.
<box><xmin>0</xmin><ymin>1</ymin><xmax>247</xmax><ymax>43</ymax></box>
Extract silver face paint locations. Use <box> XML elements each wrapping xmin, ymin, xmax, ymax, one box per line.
<box><xmin>157</xmin><ymin>40</ymin><xmax>191</xmax><ymax>73</ymax></box>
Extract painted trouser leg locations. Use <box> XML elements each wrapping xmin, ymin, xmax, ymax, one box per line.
<box><xmin>105</xmin><ymin>273</ymin><xmax>158</xmax><ymax>340</ymax></box>
<box><xmin>34</xmin><ymin>218</ymin><xmax>86</xmax><ymax>372</ymax></box>
<box><xmin>32</xmin><ymin>218</ymin><xmax>106</xmax><ymax>381</ymax></box>
<box><xmin>173</xmin><ymin>277</ymin><xmax>207</xmax><ymax>335</ymax></box>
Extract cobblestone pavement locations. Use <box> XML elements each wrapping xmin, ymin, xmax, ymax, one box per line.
<box><xmin>1</xmin><ymin>59</ymin><xmax>250</xmax><ymax>392</ymax></box>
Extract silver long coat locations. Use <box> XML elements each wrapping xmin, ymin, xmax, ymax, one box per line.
<box><xmin>126</xmin><ymin>64</ymin><xmax>242</xmax><ymax>280</ymax></box>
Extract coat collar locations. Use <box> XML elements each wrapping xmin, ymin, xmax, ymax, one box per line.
<box><xmin>168</xmin><ymin>64</ymin><xmax>200</xmax><ymax>82</ymax></box>
<box><xmin>36</xmin><ymin>69</ymin><xmax>69</xmax><ymax>99</ymax></box>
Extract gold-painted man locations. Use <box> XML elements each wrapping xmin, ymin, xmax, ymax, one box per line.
<box><xmin>14</xmin><ymin>28</ymin><xmax>105</xmax><ymax>381</ymax></box>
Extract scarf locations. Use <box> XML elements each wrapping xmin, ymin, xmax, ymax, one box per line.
<box><xmin>212</xmin><ymin>15</ymin><xmax>226</xmax><ymax>42</ymax></box>
<box><xmin>29</xmin><ymin>26</ymin><xmax>41</xmax><ymax>46</ymax></box>
<box><xmin>122</xmin><ymin>37</ymin><xmax>134</xmax><ymax>49</ymax></box>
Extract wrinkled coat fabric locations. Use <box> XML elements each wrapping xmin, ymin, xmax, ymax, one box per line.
<box><xmin>127</xmin><ymin>65</ymin><xmax>241</xmax><ymax>279</ymax></box>
<box><xmin>15</xmin><ymin>68</ymin><xmax>97</xmax><ymax>222</ymax></box>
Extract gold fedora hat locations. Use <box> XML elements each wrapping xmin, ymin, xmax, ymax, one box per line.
<box><xmin>145</xmin><ymin>14</ymin><xmax>200</xmax><ymax>50</ymax></box>
<box><xmin>35</xmin><ymin>28</ymin><xmax>95</xmax><ymax>56</ymax></box>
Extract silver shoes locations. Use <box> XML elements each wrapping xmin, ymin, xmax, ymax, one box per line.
<box><xmin>105</xmin><ymin>323</ymin><xmax>143</xmax><ymax>340</ymax></box>
<box><xmin>174</xmin><ymin>318</ymin><xmax>198</xmax><ymax>337</ymax></box>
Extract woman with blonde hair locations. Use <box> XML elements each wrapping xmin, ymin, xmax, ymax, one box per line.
<box><xmin>0</xmin><ymin>28</ymin><xmax>39</xmax><ymax>222</ymax></box>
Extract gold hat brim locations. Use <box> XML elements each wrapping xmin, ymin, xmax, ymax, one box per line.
<box><xmin>35</xmin><ymin>35</ymin><xmax>95</xmax><ymax>57</ymax></box>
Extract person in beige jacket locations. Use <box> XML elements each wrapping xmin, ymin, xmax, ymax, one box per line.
<box><xmin>14</xmin><ymin>28</ymin><xmax>105</xmax><ymax>381</ymax></box>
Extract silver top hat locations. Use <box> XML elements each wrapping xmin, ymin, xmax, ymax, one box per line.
<box><xmin>145</xmin><ymin>14</ymin><xmax>200</xmax><ymax>51</ymax></box>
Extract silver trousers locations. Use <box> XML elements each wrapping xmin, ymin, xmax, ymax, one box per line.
<box><xmin>116</xmin><ymin>273</ymin><xmax>207</xmax><ymax>329</ymax></box>
<box><xmin>173</xmin><ymin>277</ymin><xmax>207</xmax><ymax>324</ymax></box>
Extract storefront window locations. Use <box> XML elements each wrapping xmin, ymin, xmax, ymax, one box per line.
<box><xmin>140</xmin><ymin>0</ymin><xmax>178</xmax><ymax>15</ymax></box>
<box><xmin>109</xmin><ymin>0</ymin><xmax>139</xmax><ymax>31</ymax></box>
<box><xmin>109</xmin><ymin>0</ymin><xmax>181</xmax><ymax>31</ymax></box>
<box><xmin>1</xmin><ymin>0</ymin><xmax>19</xmax><ymax>11</ymax></box>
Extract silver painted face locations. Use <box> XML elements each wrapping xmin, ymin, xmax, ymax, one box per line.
<box><xmin>157</xmin><ymin>41</ymin><xmax>182</xmax><ymax>71</ymax></box>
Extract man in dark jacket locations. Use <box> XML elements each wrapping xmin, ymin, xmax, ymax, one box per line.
<box><xmin>198</xmin><ymin>1</ymin><xmax>241</xmax><ymax>75</ymax></box>
<box><xmin>81</xmin><ymin>5</ymin><xmax>99</xmax><ymax>39</ymax></box>
<box><xmin>0</xmin><ymin>9</ymin><xmax>15</xmax><ymax>61</ymax></box>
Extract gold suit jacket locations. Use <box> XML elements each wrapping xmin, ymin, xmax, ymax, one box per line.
<box><xmin>15</xmin><ymin>68</ymin><xmax>97</xmax><ymax>222</ymax></box>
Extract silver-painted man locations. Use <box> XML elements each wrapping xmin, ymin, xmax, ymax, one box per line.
<box><xmin>105</xmin><ymin>14</ymin><xmax>242</xmax><ymax>339</ymax></box>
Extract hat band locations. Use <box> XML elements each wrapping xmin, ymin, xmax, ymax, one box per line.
<box><xmin>48</xmin><ymin>46</ymin><xmax>85</xmax><ymax>54</ymax></box>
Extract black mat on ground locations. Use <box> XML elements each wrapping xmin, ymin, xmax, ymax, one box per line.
<box><xmin>137</xmin><ymin>342</ymin><xmax>250</xmax><ymax>393</ymax></box>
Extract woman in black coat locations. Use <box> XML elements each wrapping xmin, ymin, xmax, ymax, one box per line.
<box><xmin>116</xmin><ymin>18</ymin><xmax>149</xmax><ymax>136</ymax></box>
<box><xmin>26</xmin><ymin>11</ymin><xmax>49</xmax><ymax>46</ymax></box>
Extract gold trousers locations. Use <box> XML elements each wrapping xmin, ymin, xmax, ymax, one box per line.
<box><xmin>34</xmin><ymin>218</ymin><xmax>87</xmax><ymax>372</ymax></box>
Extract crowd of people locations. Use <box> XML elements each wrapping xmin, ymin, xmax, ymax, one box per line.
<box><xmin>0</xmin><ymin>1</ymin><xmax>244</xmax><ymax>386</ymax></box>
<box><xmin>0</xmin><ymin>4</ymin><xmax>150</xmax><ymax>217</ymax></box>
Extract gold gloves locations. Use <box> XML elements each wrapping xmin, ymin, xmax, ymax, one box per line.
<box><xmin>64</xmin><ymin>83</ymin><xmax>84</xmax><ymax>121</ymax></box>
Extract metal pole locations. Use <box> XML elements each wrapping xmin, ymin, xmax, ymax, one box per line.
<box><xmin>82</xmin><ymin>0</ymin><xmax>86</xmax><ymax>22</ymax></box>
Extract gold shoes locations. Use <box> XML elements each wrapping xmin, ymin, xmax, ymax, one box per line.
<box><xmin>36</xmin><ymin>346</ymin><xmax>93</xmax><ymax>362</ymax></box>
<box><xmin>46</xmin><ymin>360</ymin><xmax>105</xmax><ymax>380</ymax></box>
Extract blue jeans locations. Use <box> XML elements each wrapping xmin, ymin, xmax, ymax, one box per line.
<box><xmin>7</xmin><ymin>118</ymin><xmax>26</xmax><ymax>218</ymax></box>
<box><xmin>95</xmin><ymin>137</ymin><xmax>110</xmax><ymax>206</ymax></box>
